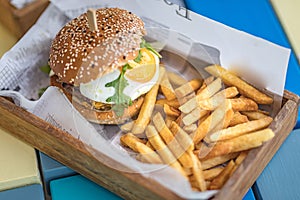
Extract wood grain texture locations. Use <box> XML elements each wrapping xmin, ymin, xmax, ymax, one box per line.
<box><xmin>0</xmin><ymin>90</ymin><xmax>299</xmax><ymax>200</ymax></box>
<box><xmin>0</xmin><ymin>0</ymin><xmax>49</xmax><ymax>38</ymax></box>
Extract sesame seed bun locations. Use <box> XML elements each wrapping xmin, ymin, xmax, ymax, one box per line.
<box><xmin>49</xmin><ymin>7</ymin><xmax>145</xmax><ymax>85</ymax></box>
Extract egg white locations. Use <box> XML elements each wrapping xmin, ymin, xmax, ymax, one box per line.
<box><xmin>79</xmin><ymin>52</ymin><xmax>160</xmax><ymax>104</ymax></box>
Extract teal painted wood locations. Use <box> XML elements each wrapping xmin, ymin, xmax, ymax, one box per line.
<box><xmin>39</xmin><ymin>152</ymin><xmax>77</xmax><ymax>195</ymax></box>
<box><xmin>243</xmin><ymin>189</ymin><xmax>256</xmax><ymax>200</ymax></box>
<box><xmin>0</xmin><ymin>184</ymin><xmax>44</xmax><ymax>200</ymax></box>
<box><xmin>255</xmin><ymin>129</ymin><xmax>300</xmax><ymax>199</ymax></box>
<box><xmin>50</xmin><ymin>174</ymin><xmax>254</xmax><ymax>200</ymax></box>
<box><xmin>50</xmin><ymin>175</ymin><xmax>121</xmax><ymax>200</ymax></box>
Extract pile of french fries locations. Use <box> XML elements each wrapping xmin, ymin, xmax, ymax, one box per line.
<box><xmin>120</xmin><ymin>64</ymin><xmax>275</xmax><ymax>191</ymax></box>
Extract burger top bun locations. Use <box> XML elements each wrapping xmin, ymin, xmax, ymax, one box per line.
<box><xmin>49</xmin><ymin>8</ymin><xmax>145</xmax><ymax>85</ymax></box>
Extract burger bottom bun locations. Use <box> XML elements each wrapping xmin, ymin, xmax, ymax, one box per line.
<box><xmin>50</xmin><ymin>75</ymin><xmax>144</xmax><ymax>124</ymax></box>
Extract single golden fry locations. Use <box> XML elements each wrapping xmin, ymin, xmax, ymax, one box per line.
<box><xmin>146</xmin><ymin>141</ymin><xmax>155</xmax><ymax>150</ymax></box>
<box><xmin>196</xmin><ymin>78</ymin><xmax>222</xmax><ymax>101</ymax></box>
<box><xmin>179</xmin><ymin>78</ymin><xmax>222</xmax><ymax>114</ymax></box>
<box><xmin>189</xmin><ymin>151</ymin><xmax>207</xmax><ymax>191</ymax></box>
<box><xmin>167</xmin><ymin>71</ymin><xmax>187</xmax><ymax>87</ymax></box>
<box><xmin>145</xmin><ymin>125</ymin><xmax>186</xmax><ymax>177</ymax></box>
<box><xmin>170</xmin><ymin>121</ymin><xmax>194</xmax><ymax>152</ymax></box>
<box><xmin>229</xmin><ymin>112</ymin><xmax>249</xmax><ymax>127</ymax></box>
<box><xmin>230</xmin><ymin>97</ymin><xmax>258</xmax><ymax>112</ymax></box>
<box><xmin>156</xmin><ymin>98</ymin><xmax>180</xmax><ymax>109</ymax></box>
<box><xmin>120</xmin><ymin>121</ymin><xmax>134</xmax><ymax>132</ymax></box>
<box><xmin>205</xmin><ymin>65</ymin><xmax>273</xmax><ymax>104</ymax></box>
<box><xmin>183</xmin><ymin>123</ymin><xmax>198</xmax><ymax>133</ymax></box>
<box><xmin>207</xmin><ymin>116</ymin><xmax>273</xmax><ymax>142</ymax></box>
<box><xmin>209</xmin><ymin>160</ymin><xmax>235</xmax><ymax>190</ymax></box>
<box><xmin>179</xmin><ymin>97</ymin><xmax>198</xmax><ymax>114</ymax></box>
<box><xmin>132</xmin><ymin>67</ymin><xmax>166</xmax><ymax>135</ymax></box>
<box><xmin>241</xmin><ymin>111</ymin><xmax>269</xmax><ymax>120</ymax></box>
<box><xmin>229</xmin><ymin>151</ymin><xmax>249</xmax><ymax>176</ymax></box>
<box><xmin>235</xmin><ymin>151</ymin><xmax>249</xmax><ymax>165</ymax></box>
<box><xmin>163</xmin><ymin>104</ymin><xmax>181</xmax><ymax>118</ymax></box>
<box><xmin>197</xmin><ymin>152</ymin><xmax>239</xmax><ymax>170</ymax></box>
<box><xmin>182</xmin><ymin>107</ymin><xmax>209</xmax><ymax>126</ymax></box>
<box><xmin>184</xmin><ymin>167</ymin><xmax>193</xmax><ymax>176</ymax></box>
<box><xmin>196</xmin><ymin>76</ymin><xmax>214</xmax><ymax>95</ymax></box>
<box><xmin>160</xmin><ymin>73</ymin><xmax>176</xmax><ymax>100</ymax></box>
<box><xmin>191</xmin><ymin>100</ymin><xmax>233</xmax><ymax>144</ymax></box>
<box><xmin>198</xmin><ymin>86</ymin><xmax>239</xmax><ymax>110</ymax></box>
<box><xmin>153</xmin><ymin>112</ymin><xmax>193</xmax><ymax>168</ymax></box>
<box><xmin>120</xmin><ymin>133</ymin><xmax>162</xmax><ymax>164</ymax></box>
<box><xmin>175</xmin><ymin>79</ymin><xmax>202</xmax><ymax>98</ymax></box>
<box><xmin>203</xmin><ymin>166</ymin><xmax>225</xmax><ymax>181</ymax></box>
<box><xmin>199</xmin><ymin>128</ymin><xmax>275</xmax><ymax>159</ymax></box>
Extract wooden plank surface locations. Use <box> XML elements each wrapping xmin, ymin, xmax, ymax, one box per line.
<box><xmin>255</xmin><ymin>128</ymin><xmax>300</xmax><ymax>199</ymax></box>
<box><xmin>0</xmin><ymin>90</ymin><xmax>298</xmax><ymax>200</ymax></box>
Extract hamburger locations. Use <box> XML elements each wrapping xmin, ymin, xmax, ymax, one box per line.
<box><xmin>49</xmin><ymin>8</ymin><xmax>161</xmax><ymax>124</ymax></box>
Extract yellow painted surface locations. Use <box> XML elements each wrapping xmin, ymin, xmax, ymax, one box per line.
<box><xmin>0</xmin><ymin>128</ymin><xmax>41</xmax><ymax>191</ymax></box>
<box><xmin>0</xmin><ymin>23</ymin><xmax>40</xmax><ymax>191</ymax></box>
<box><xmin>271</xmin><ymin>0</ymin><xmax>300</xmax><ymax>61</ymax></box>
<box><xmin>0</xmin><ymin>23</ymin><xmax>17</xmax><ymax>57</ymax></box>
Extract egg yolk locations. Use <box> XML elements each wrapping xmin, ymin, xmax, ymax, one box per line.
<box><xmin>125</xmin><ymin>48</ymin><xmax>156</xmax><ymax>83</ymax></box>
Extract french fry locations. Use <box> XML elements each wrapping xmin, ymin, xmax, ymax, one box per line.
<box><xmin>160</xmin><ymin>73</ymin><xmax>176</xmax><ymax>100</ymax></box>
<box><xmin>196</xmin><ymin>76</ymin><xmax>215</xmax><ymax>95</ymax></box>
<box><xmin>175</xmin><ymin>79</ymin><xmax>202</xmax><ymax>98</ymax></box>
<box><xmin>153</xmin><ymin>112</ymin><xmax>193</xmax><ymax>168</ymax></box>
<box><xmin>178</xmin><ymin>92</ymin><xmax>197</xmax><ymax>105</ymax></box>
<box><xmin>203</xmin><ymin>166</ymin><xmax>225</xmax><ymax>181</ymax></box>
<box><xmin>241</xmin><ymin>110</ymin><xmax>269</xmax><ymax>120</ymax></box>
<box><xmin>170</xmin><ymin>121</ymin><xmax>194</xmax><ymax>152</ymax></box>
<box><xmin>209</xmin><ymin>160</ymin><xmax>235</xmax><ymax>190</ymax></box>
<box><xmin>189</xmin><ymin>151</ymin><xmax>207</xmax><ymax>191</ymax></box>
<box><xmin>205</xmin><ymin>65</ymin><xmax>273</xmax><ymax>104</ymax></box>
<box><xmin>179</xmin><ymin>97</ymin><xmax>198</xmax><ymax>114</ymax></box>
<box><xmin>190</xmin><ymin>100</ymin><xmax>233</xmax><ymax>144</ymax></box>
<box><xmin>145</xmin><ymin>125</ymin><xmax>186</xmax><ymax>177</ymax></box>
<box><xmin>120</xmin><ymin>133</ymin><xmax>162</xmax><ymax>164</ymax></box>
<box><xmin>183</xmin><ymin>123</ymin><xmax>197</xmax><ymax>133</ymax></box>
<box><xmin>197</xmin><ymin>152</ymin><xmax>239</xmax><ymax>170</ymax></box>
<box><xmin>196</xmin><ymin>78</ymin><xmax>222</xmax><ymax>101</ymax></box>
<box><xmin>235</xmin><ymin>151</ymin><xmax>248</xmax><ymax>165</ymax></box>
<box><xmin>182</xmin><ymin>107</ymin><xmax>209</xmax><ymax>126</ymax></box>
<box><xmin>120</xmin><ymin>121</ymin><xmax>134</xmax><ymax>132</ymax></box>
<box><xmin>230</xmin><ymin>97</ymin><xmax>258</xmax><ymax>111</ymax></box>
<box><xmin>146</xmin><ymin>141</ymin><xmax>155</xmax><ymax>150</ymax></box>
<box><xmin>184</xmin><ymin>167</ymin><xmax>193</xmax><ymax>176</ymax></box>
<box><xmin>167</xmin><ymin>71</ymin><xmax>187</xmax><ymax>87</ymax></box>
<box><xmin>119</xmin><ymin>62</ymin><xmax>277</xmax><ymax>192</ymax></box>
<box><xmin>165</xmin><ymin>114</ymin><xmax>177</xmax><ymax>128</ymax></box>
<box><xmin>199</xmin><ymin>128</ymin><xmax>275</xmax><ymax>159</ymax></box>
<box><xmin>198</xmin><ymin>87</ymin><xmax>239</xmax><ymax>110</ymax></box>
<box><xmin>156</xmin><ymin>98</ymin><xmax>180</xmax><ymax>109</ymax></box>
<box><xmin>207</xmin><ymin>116</ymin><xmax>273</xmax><ymax>142</ymax></box>
<box><xmin>163</xmin><ymin>104</ymin><xmax>181</xmax><ymax>118</ymax></box>
<box><xmin>228</xmin><ymin>112</ymin><xmax>249</xmax><ymax>127</ymax></box>
<box><xmin>179</xmin><ymin>78</ymin><xmax>222</xmax><ymax>114</ymax></box>
<box><xmin>132</xmin><ymin>67</ymin><xmax>166</xmax><ymax>135</ymax></box>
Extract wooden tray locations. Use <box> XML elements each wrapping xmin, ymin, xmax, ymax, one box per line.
<box><xmin>0</xmin><ymin>89</ymin><xmax>298</xmax><ymax>200</ymax></box>
<box><xmin>0</xmin><ymin>0</ymin><xmax>49</xmax><ymax>38</ymax></box>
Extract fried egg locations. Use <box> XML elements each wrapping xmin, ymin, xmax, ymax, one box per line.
<box><xmin>79</xmin><ymin>48</ymin><xmax>160</xmax><ymax>104</ymax></box>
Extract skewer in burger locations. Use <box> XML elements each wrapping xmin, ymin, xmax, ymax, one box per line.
<box><xmin>49</xmin><ymin>8</ymin><xmax>161</xmax><ymax>124</ymax></box>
